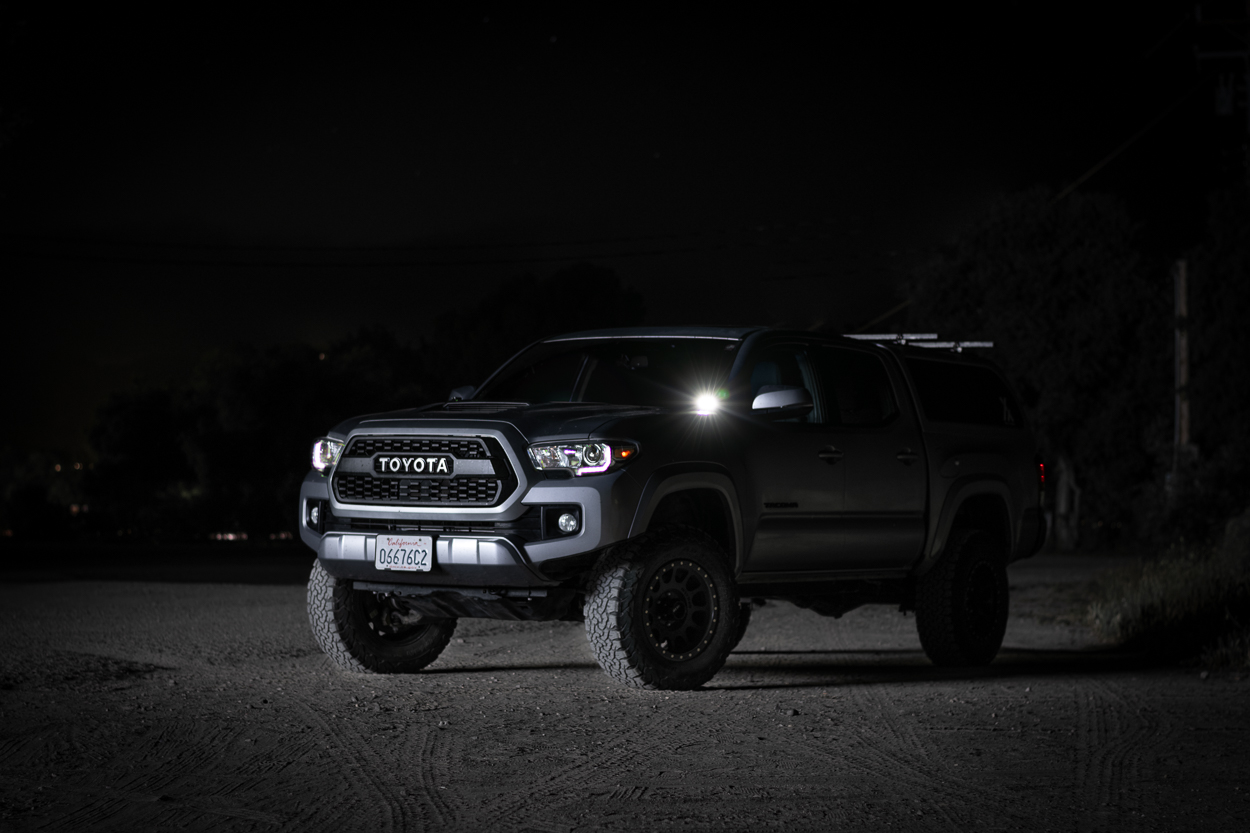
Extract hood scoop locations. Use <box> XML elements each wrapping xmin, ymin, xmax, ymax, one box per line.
<box><xmin>440</xmin><ymin>401</ymin><xmax>528</xmax><ymax>414</ymax></box>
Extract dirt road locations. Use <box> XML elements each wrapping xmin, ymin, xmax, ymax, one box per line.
<box><xmin>1</xmin><ymin>554</ymin><xmax>1247</xmax><ymax>831</ymax></box>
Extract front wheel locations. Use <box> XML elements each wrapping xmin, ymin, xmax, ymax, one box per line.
<box><xmin>307</xmin><ymin>560</ymin><xmax>456</xmax><ymax>673</ymax></box>
<box><xmin>584</xmin><ymin>527</ymin><xmax>740</xmax><ymax>690</ymax></box>
<box><xmin>915</xmin><ymin>529</ymin><xmax>1009</xmax><ymax>666</ymax></box>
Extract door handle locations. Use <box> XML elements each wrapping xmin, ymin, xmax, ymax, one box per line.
<box><xmin>818</xmin><ymin>447</ymin><xmax>844</xmax><ymax>464</ymax></box>
<box><xmin>897</xmin><ymin>449</ymin><xmax>920</xmax><ymax>465</ymax></box>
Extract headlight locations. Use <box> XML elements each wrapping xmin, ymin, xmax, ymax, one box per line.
<box><xmin>527</xmin><ymin>441</ymin><xmax>638</xmax><ymax>476</ymax></box>
<box><xmin>311</xmin><ymin>438</ymin><xmax>345</xmax><ymax>472</ymax></box>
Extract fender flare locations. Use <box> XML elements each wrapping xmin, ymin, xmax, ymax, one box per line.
<box><xmin>913</xmin><ymin>476</ymin><xmax>1014</xmax><ymax>578</ymax></box>
<box><xmin>628</xmin><ymin>464</ymin><xmax>744</xmax><ymax>572</ymax></box>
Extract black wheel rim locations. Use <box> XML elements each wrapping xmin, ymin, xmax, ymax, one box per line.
<box><xmin>642</xmin><ymin>559</ymin><xmax>719</xmax><ymax>661</ymax></box>
<box><xmin>356</xmin><ymin>592</ymin><xmax>429</xmax><ymax>644</ymax></box>
<box><xmin>964</xmin><ymin>562</ymin><xmax>1000</xmax><ymax>638</ymax></box>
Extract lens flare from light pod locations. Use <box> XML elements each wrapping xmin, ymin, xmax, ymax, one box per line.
<box><xmin>695</xmin><ymin>393</ymin><xmax>720</xmax><ymax>415</ymax></box>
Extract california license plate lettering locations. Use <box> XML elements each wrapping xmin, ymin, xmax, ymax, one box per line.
<box><xmin>375</xmin><ymin>535</ymin><xmax>434</xmax><ymax>571</ymax></box>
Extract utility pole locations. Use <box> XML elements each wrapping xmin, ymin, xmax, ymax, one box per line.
<box><xmin>1194</xmin><ymin>1</ymin><xmax>1250</xmax><ymax>186</ymax></box>
<box><xmin>1172</xmin><ymin>259</ymin><xmax>1194</xmax><ymax>479</ymax></box>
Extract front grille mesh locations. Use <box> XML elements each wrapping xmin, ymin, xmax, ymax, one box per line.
<box><xmin>345</xmin><ymin>437</ymin><xmax>486</xmax><ymax>458</ymax></box>
<box><xmin>335</xmin><ymin>475</ymin><xmax>500</xmax><ymax>504</ymax></box>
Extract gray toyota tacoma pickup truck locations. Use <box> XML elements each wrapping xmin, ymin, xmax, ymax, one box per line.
<box><xmin>299</xmin><ymin>326</ymin><xmax>1045</xmax><ymax>690</ymax></box>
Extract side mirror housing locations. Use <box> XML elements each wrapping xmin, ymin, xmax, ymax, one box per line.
<box><xmin>751</xmin><ymin>385</ymin><xmax>814</xmax><ymax>419</ymax></box>
<box><xmin>449</xmin><ymin>385</ymin><xmax>476</xmax><ymax>402</ymax></box>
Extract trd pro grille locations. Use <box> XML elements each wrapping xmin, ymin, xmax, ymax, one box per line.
<box><xmin>332</xmin><ymin>435</ymin><xmax>514</xmax><ymax>507</ymax></box>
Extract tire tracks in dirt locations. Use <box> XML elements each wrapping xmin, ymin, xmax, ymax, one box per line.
<box><xmin>811</xmin><ymin>621</ymin><xmax>1031</xmax><ymax>828</ymax></box>
<box><xmin>447</xmin><ymin>700</ymin><xmax>734</xmax><ymax>829</ymax></box>
<box><xmin>279</xmin><ymin>678</ymin><xmax>472</xmax><ymax>833</ymax></box>
<box><xmin>1073</xmin><ymin>676</ymin><xmax>1177</xmax><ymax>832</ymax></box>
<box><xmin>27</xmin><ymin>711</ymin><xmax>277</xmax><ymax>831</ymax></box>
<box><xmin>279</xmin><ymin>694</ymin><xmax>406</xmax><ymax>832</ymax></box>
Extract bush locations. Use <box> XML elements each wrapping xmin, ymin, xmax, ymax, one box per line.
<box><xmin>1089</xmin><ymin>507</ymin><xmax>1250</xmax><ymax>661</ymax></box>
<box><xmin>1201</xmin><ymin>627</ymin><xmax>1250</xmax><ymax>670</ymax></box>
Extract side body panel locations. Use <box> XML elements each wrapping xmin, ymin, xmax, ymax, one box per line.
<box><xmin>833</xmin><ymin>347</ymin><xmax>928</xmax><ymax>572</ymax></box>
<box><xmin>893</xmin><ymin>347</ymin><xmax>1042</xmax><ymax>574</ymax></box>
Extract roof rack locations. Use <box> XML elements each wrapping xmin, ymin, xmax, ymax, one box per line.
<box><xmin>845</xmin><ymin>333</ymin><xmax>938</xmax><ymax>343</ymax></box>
<box><xmin>843</xmin><ymin>333</ymin><xmax>993</xmax><ymax>352</ymax></box>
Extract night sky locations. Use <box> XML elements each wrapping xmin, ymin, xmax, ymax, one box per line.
<box><xmin>0</xmin><ymin>3</ymin><xmax>1231</xmax><ymax>457</ymax></box>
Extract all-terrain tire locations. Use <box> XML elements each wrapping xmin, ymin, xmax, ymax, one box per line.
<box><xmin>730</xmin><ymin>603</ymin><xmax>752</xmax><ymax>652</ymax></box>
<box><xmin>307</xmin><ymin>560</ymin><xmax>456</xmax><ymax>673</ymax></box>
<box><xmin>915</xmin><ymin>529</ymin><xmax>1009</xmax><ymax>667</ymax></box>
<box><xmin>584</xmin><ymin>526</ymin><xmax>740</xmax><ymax>690</ymax></box>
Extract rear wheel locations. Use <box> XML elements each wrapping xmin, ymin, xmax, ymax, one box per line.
<box><xmin>915</xmin><ymin>530</ymin><xmax>1008</xmax><ymax>666</ymax></box>
<box><xmin>307</xmin><ymin>560</ymin><xmax>456</xmax><ymax>673</ymax></box>
<box><xmin>584</xmin><ymin>527</ymin><xmax>740</xmax><ymax>690</ymax></box>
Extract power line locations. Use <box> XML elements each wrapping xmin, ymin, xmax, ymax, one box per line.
<box><xmin>1050</xmin><ymin>83</ymin><xmax>1200</xmax><ymax>206</ymax></box>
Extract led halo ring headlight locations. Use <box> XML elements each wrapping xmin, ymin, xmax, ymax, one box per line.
<box><xmin>311</xmin><ymin>437</ymin><xmax>345</xmax><ymax>472</ymax></box>
<box><xmin>527</xmin><ymin>441</ymin><xmax>638</xmax><ymax>476</ymax></box>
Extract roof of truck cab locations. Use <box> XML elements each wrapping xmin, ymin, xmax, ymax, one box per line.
<box><xmin>544</xmin><ymin>326</ymin><xmax>765</xmax><ymax>342</ymax></box>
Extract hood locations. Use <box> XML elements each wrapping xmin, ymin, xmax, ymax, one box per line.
<box><xmin>330</xmin><ymin>401</ymin><xmax>663</xmax><ymax>444</ymax></box>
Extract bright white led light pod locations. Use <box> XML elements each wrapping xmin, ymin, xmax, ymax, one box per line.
<box><xmin>694</xmin><ymin>393</ymin><xmax>720</xmax><ymax>415</ymax></box>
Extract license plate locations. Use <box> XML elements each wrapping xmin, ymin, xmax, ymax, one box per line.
<box><xmin>375</xmin><ymin>535</ymin><xmax>434</xmax><ymax>571</ymax></box>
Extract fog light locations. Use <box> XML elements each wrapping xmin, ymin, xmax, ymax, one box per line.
<box><xmin>557</xmin><ymin>512</ymin><xmax>579</xmax><ymax>533</ymax></box>
<box><xmin>309</xmin><ymin>504</ymin><xmax>320</xmax><ymax>526</ymax></box>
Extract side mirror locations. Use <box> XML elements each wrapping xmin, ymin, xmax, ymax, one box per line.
<box><xmin>751</xmin><ymin>385</ymin><xmax>814</xmax><ymax>418</ymax></box>
<box><xmin>449</xmin><ymin>385</ymin><xmax>476</xmax><ymax>402</ymax></box>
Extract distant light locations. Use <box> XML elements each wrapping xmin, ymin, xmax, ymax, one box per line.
<box><xmin>54</xmin><ymin>464</ymin><xmax>61</xmax><ymax>472</ymax></box>
<box><xmin>318</xmin><ymin>353</ymin><xmax>326</xmax><ymax>361</ymax></box>
<box><xmin>695</xmin><ymin>393</ymin><xmax>720</xmax><ymax>415</ymax></box>
<box><xmin>73</xmin><ymin>462</ymin><xmax>82</xmax><ymax>470</ymax></box>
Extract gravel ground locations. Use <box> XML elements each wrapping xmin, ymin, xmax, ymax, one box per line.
<box><xmin>1</xmin><ymin>553</ymin><xmax>1248</xmax><ymax>831</ymax></box>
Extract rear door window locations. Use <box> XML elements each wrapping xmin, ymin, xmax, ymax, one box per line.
<box><xmin>815</xmin><ymin>347</ymin><xmax>898</xmax><ymax>426</ymax></box>
<box><xmin>904</xmin><ymin>356</ymin><xmax>1022</xmax><ymax>427</ymax></box>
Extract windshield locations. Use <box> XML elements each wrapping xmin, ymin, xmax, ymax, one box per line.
<box><xmin>474</xmin><ymin>338</ymin><xmax>740</xmax><ymax>407</ymax></box>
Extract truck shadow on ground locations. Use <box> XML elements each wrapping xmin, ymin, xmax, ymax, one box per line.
<box><xmin>710</xmin><ymin>646</ymin><xmax>1158</xmax><ymax>690</ymax></box>
<box><xmin>418</xmin><ymin>646</ymin><xmax>1157</xmax><ymax>690</ymax></box>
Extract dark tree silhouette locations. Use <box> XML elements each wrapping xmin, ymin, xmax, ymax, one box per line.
<box><xmin>1162</xmin><ymin>190</ymin><xmax>1250</xmax><ymax>540</ymax></box>
<box><xmin>905</xmin><ymin>188</ymin><xmax>1171</xmax><ymax>544</ymax></box>
<box><xmin>74</xmin><ymin>264</ymin><xmax>645</xmax><ymax>543</ymax></box>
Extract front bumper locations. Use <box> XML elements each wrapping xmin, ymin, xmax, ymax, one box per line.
<box><xmin>299</xmin><ymin>466</ymin><xmax>639</xmax><ymax>587</ymax></box>
<box><xmin>316</xmin><ymin>529</ymin><xmax>545</xmax><ymax>586</ymax></box>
